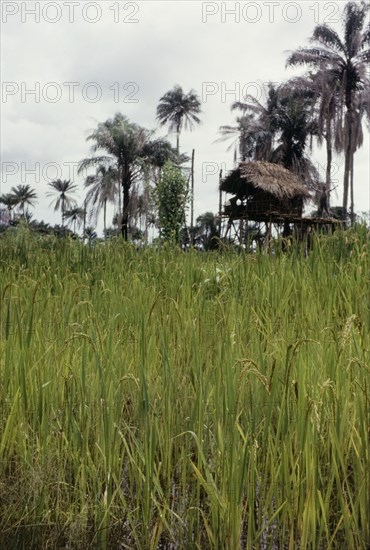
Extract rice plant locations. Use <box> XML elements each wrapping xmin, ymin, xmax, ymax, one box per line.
<box><xmin>0</xmin><ymin>228</ymin><xmax>369</xmax><ymax>549</ymax></box>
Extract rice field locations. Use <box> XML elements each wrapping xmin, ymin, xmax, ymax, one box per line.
<box><xmin>0</xmin><ymin>228</ymin><xmax>369</xmax><ymax>549</ymax></box>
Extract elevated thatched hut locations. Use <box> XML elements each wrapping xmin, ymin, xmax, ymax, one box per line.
<box><xmin>221</xmin><ymin>161</ymin><xmax>310</xmax><ymax>222</ymax></box>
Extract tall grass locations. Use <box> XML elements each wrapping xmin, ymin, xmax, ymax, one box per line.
<box><xmin>0</xmin><ymin>228</ymin><xmax>369</xmax><ymax>549</ymax></box>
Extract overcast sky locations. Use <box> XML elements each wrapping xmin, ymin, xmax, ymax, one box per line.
<box><xmin>1</xmin><ymin>1</ymin><xmax>369</xmax><ymax>232</ymax></box>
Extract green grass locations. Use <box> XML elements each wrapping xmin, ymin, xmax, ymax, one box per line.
<box><xmin>0</xmin><ymin>228</ymin><xmax>369</xmax><ymax>549</ymax></box>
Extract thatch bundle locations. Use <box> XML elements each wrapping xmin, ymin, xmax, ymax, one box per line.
<box><xmin>221</xmin><ymin>161</ymin><xmax>310</xmax><ymax>201</ymax></box>
<box><xmin>221</xmin><ymin>161</ymin><xmax>310</xmax><ymax>221</ymax></box>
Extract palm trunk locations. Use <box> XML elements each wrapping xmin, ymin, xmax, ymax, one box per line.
<box><xmin>103</xmin><ymin>199</ymin><xmax>107</xmax><ymax>235</ymax></box>
<box><xmin>62</xmin><ymin>197</ymin><xmax>65</xmax><ymax>227</ymax></box>
<box><xmin>144</xmin><ymin>217</ymin><xmax>148</xmax><ymax>244</ymax></box>
<box><xmin>324</xmin><ymin>117</ymin><xmax>332</xmax><ymax>213</ymax></box>
<box><xmin>121</xmin><ymin>187</ymin><xmax>129</xmax><ymax>240</ymax></box>
<box><xmin>342</xmin><ymin>106</ymin><xmax>353</xmax><ymax>223</ymax></box>
<box><xmin>144</xmin><ymin>180</ymin><xmax>149</xmax><ymax>244</ymax></box>
<box><xmin>176</xmin><ymin>122</ymin><xmax>181</xmax><ymax>155</ymax></box>
<box><xmin>118</xmin><ymin>178</ymin><xmax>122</xmax><ymax>218</ymax></box>
<box><xmin>83</xmin><ymin>200</ymin><xmax>86</xmax><ymax>236</ymax></box>
<box><xmin>158</xmin><ymin>167</ymin><xmax>162</xmax><ymax>183</ymax></box>
<box><xmin>342</xmin><ymin>145</ymin><xmax>351</xmax><ymax>222</ymax></box>
<box><xmin>350</xmin><ymin>154</ymin><xmax>355</xmax><ymax>226</ymax></box>
<box><xmin>121</xmin><ymin>166</ymin><xmax>130</xmax><ymax>241</ymax></box>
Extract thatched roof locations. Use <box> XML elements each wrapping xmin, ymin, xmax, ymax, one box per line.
<box><xmin>221</xmin><ymin>161</ymin><xmax>310</xmax><ymax>201</ymax></box>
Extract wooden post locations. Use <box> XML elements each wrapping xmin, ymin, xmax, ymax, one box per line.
<box><xmin>224</xmin><ymin>220</ymin><xmax>231</xmax><ymax>240</ymax></box>
<box><xmin>190</xmin><ymin>149</ymin><xmax>195</xmax><ymax>243</ymax></box>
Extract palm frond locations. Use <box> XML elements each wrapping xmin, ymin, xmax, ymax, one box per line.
<box><xmin>286</xmin><ymin>48</ymin><xmax>342</xmax><ymax>68</ymax></box>
<box><xmin>344</xmin><ymin>2</ymin><xmax>368</xmax><ymax>54</ymax></box>
<box><xmin>354</xmin><ymin>49</ymin><xmax>370</xmax><ymax>63</ymax></box>
<box><xmin>311</xmin><ymin>25</ymin><xmax>346</xmax><ymax>55</ymax></box>
<box><xmin>156</xmin><ymin>85</ymin><xmax>202</xmax><ymax>133</ymax></box>
<box><xmin>361</xmin><ymin>23</ymin><xmax>370</xmax><ymax>47</ymax></box>
<box><xmin>78</xmin><ymin>156</ymin><xmax>113</xmax><ymax>175</ymax></box>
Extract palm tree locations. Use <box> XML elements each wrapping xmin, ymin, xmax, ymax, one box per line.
<box><xmin>156</xmin><ymin>85</ymin><xmax>202</xmax><ymax>153</ymax></box>
<box><xmin>10</xmin><ymin>184</ymin><xmax>37</xmax><ymax>218</ymax></box>
<box><xmin>83</xmin><ymin>226</ymin><xmax>97</xmax><ymax>243</ymax></box>
<box><xmin>230</xmin><ymin>82</ymin><xmax>281</xmax><ymax>162</ymax></box>
<box><xmin>271</xmin><ymin>88</ymin><xmax>318</xmax><ymax>181</ymax></box>
<box><xmin>0</xmin><ymin>193</ymin><xmax>18</xmax><ymax>222</ymax></box>
<box><xmin>84</xmin><ymin>165</ymin><xmax>118</xmax><ymax>234</ymax></box>
<box><xmin>47</xmin><ymin>179</ymin><xmax>78</xmax><ymax>226</ymax></box>
<box><xmin>142</xmin><ymin>138</ymin><xmax>181</xmax><ymax>182</ymax></box>
<box><xmin>223</xmin><ymin>83</ymin><xmax>320</xmax><ymax>195</ymax></box>
<box><xmin>79</xmin><ymin>113</ymin><xmax>155</xmax><ymax>240</ymax></box>
<box><xmin>271</xmin><ymin>73</ymin><xmax>341</xmax><ymax>215</ymax></box>
<box><xmin>218</xmin><ymin>113</ymin><xmax>258</xmax><ymax>163</ymax></box>
<box><xmin>286</xmin><ymin>1</ymin><xmax>370</xmax><ymax>221</ymax></box>
<box><xmin>64</xmin><ymin>207</ymin><xmax>85</xmax><ymax>234</ymax></box>
<box><xmin>306</xmin><ymin>71</ymin><xmax>342</xmax><ymax>215</ymax></box>
<box><xmin>349</xmin><ymin>89</ymin><xmax>370</xmax><ymax>223</ymax></box>
<box><xmin>195</xmin><ymin>212</ymin><xmax>219</xmax><ymax>250</ymax></box>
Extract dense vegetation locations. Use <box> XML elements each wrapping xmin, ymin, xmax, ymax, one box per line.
<box><xmin>1</xmin><ymin>229</ymin><xmax>369</xmax><ymax>548</ymax></box>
